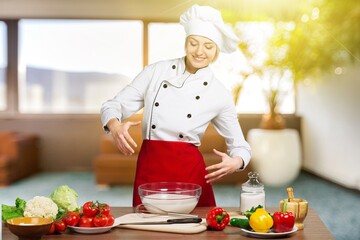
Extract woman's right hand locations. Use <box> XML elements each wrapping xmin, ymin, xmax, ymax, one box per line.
<box><xmin>107</xmin><ymin>118</ymin><xmax>141</xmax><ymax>155</ymax></box>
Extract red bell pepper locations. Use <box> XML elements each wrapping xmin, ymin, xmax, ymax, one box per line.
<box><xmin>273</xmin><ymin>202</ymin><xmax>295</xmax><ymax>233</ymax></box>
<box><xmin>206</xmin><ymin>207</ymin><xmax>230</xmax><ymax>231</ymax></box>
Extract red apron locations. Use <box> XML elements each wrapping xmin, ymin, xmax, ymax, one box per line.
<box><xmin>132</xmin><ymin>139</ymin><xmax>216</xmax><ymax>207</ymax></box>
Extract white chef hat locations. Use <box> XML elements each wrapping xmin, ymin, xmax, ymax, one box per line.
<box><xmin>180</xmin><ymin>4</ymin><xmax>239</xmax><ymax>53</ymax></box>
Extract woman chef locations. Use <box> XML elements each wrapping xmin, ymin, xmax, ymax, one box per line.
<box><xmin>101</xmin><ymin>5</ymin><xmax>251</xmax><ymax>207</ymax></box>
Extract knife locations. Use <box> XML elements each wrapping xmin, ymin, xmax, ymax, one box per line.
<box><xmin>119</xmin><ymin>217</ymin><xmax>202</xmax><ymax>225</ymax></box>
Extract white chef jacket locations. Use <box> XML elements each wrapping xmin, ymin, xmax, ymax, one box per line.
<box><xmin>101</xmin><ymin>57</ymin><xmax>251</xmax><ymax>168</ymax></box>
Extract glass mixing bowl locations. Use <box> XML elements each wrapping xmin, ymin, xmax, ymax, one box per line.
<box><xmin>138</xmin><ymin>182</ymin><xmax>202</xmax><ymax>214</ymax></box>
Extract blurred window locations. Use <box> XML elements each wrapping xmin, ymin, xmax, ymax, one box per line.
<box><xmin>148</xmin><ymin>23</ymin><xmax>186</xmax><ymax>63</ymax></box>
<box><xmin>16</xmin><ymin>19</ymin><xmax>294</xmax><ymax>114</ymax></box>
<box><xmin>18</xmin><ymin>19</ymin><xmax>143</xmax><ymax>113</ymax></box>
<box><xmin>0</xmin><ymin>21</ymin><xmax>6</xmax><ymax>111</ymax></box>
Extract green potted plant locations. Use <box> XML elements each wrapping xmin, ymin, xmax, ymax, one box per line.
<box><xmin>258</xmin><ymin>67</ymin><xmax>287</xmax><ymax>130</ymax></box>
<box><xmin>231</xmin><ymin>0</ymin><xmax>359</xmax><ymax>129</ymax></box>
<box><xmin>232</xmin><ymin>29</ymin><xmax>289</xmax><ymax>130</ymax></box>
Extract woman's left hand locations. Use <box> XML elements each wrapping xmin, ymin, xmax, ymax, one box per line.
<box><xmin>204</xmin><ymin>149</ymin><xmax>244</xmax><ymax>183</ymax></box>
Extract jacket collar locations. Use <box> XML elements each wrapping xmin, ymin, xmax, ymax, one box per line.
<box><xmin>166</xmin><ymin>57</ymin><xmax>214</xmax><ymax>87</ymax></box>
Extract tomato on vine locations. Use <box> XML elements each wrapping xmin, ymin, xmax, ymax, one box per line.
<box><xmin>82</xmin><ymin>201</ymin><xmax>99</xmax><ymax>217</ymax></box>
<box><xmin>54</xmin><ymin>221</ymin><xmax>67</xmax><ymax>233</ymax></box>
<box><xmin>99</xmin><ymin>203</ymin><xmax>111</xmax><ymax>216</ymax></box>
<box><xmin>106</xmin><ymin>214</ymin><xmax>115</xmax><ymax>226</ymax></box>
<box><xmin>79</xmin><ymin>215</ymin><xmax>94</xmax><ymax>227</ymax></box>
<box><xmin>93</xmin><ymin>214</ymin><xmax>108</xmax><ymax>227</ymax></box>
<box><xmin>63</xmin><ymin>211</ymin><xmax>80</xmax><ymax>226</ymax></box>
<box><xmin>47</xmin><ymin>223</ymin><xmax>55</xmax><ymax>235</ymax></box>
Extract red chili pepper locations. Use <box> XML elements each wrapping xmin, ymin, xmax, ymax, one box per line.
<box><xmin>206</xmin><ymin>207</ymin><xmax>230</xmax><ymax>231</ymax></box>
<box><xmin>273</xmin><ymin>202</ymin><xmax>295</xmax><ymax>233</ymax></box>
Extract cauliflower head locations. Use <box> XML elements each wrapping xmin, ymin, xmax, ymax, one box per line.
<box><xmin>23</xmin><ymin>196</ymin><xmax>58</xmax><ymax>220</ymax></box>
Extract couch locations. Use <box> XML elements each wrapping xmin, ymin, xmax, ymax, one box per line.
<box><xmin>0</xmin><ymin>132</ymin><xmax>39</xmax><ymax>186</ymax></box>
<box><xmin>93</xmin><ymin>114</ymin><xmax>251</xmax><ymax>186</ymax></box>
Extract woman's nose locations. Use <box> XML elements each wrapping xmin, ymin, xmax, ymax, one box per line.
<box><xmin>195</xmin><ymin>45</ymin><xmax>204</xmax><ymax>55</ymax></box>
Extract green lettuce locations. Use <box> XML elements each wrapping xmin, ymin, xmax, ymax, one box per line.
<box><xmin>1</xmin><ymin>198</ymin><xmax>26</xmax><ymax>221</ymax></box>
<box><xmin>50</xmin><ymin>185</ymin><xmax>79</xmax><ymax>212</ymax></box>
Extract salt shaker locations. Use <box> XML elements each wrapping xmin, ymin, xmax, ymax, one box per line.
<box><xmin>240</xmin><ymin>171</ymin><xmax>266</xmax><ymax>214</ymax></box>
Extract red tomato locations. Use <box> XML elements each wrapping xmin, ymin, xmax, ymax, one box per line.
<box><xmin>64</xmin><ymin>212</ymin><xmax>80</xmax><ymax>226</ymax></box>
<box><xmin>54</xmin><ymin>221</ymin><xmax>67</xmax><ymax>233</ymax></box>
<box><xmin>82</xmin><ymin>201</ymin><xmax>99</xmax><ymax>217</ymax></box>
<box><xmin>99</xmin><ymin>203</ymin><xmax>111</xmax><ymax>216</ymax></box>
<box><xmin>62</xmin><ymin>211</ymin><xmax>80</xmax><ymax>222</ymax></box>
<box><xmin>106</xmin><ymin>214</ymin><xmax>115</xmax><ymax>226</ymax></box>
<box><xmin>79</xmin><ymin>216</ymin><xmax>94</xmax><ymax>228</ymax></box>
<box><xmin>93</xmin><ymin>214</ymin><xmax>108</xmax><ymax>227</ymax></box>
<box><xmin>47</xmin><ymin>223</ymin><xmax>55</xmax><ymax>235</ymax></box>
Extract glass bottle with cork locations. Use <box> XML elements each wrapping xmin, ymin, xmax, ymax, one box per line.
<box><xmin>240</xmin><ymin>171</ymin><xmax>266</xmax><ymax>214</ymax></box>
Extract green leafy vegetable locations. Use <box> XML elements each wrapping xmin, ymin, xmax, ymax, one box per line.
<box><xmin>244</xmin><ymin>205</ymin><xmax>264</xmax><ymax>219</ymax></box>
<box><xmin>1</xmin><ymin>198</ymin><xmax>26</xmax><ymax>221</ymax></box>
<box><xmin>50</xmin><ymin>185</ymin><xmax>79</xmax><ymax>212</ymax></box>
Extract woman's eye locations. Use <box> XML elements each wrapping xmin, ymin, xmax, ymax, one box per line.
<box><xmin>190</xmin><ymin>42</ymin><xmax>197</xmax><ymax>47</ymax></box>
<box><xmin>205</xmin><ymin>45</ymin><xmax>214</xmax><ymax>50</ymax></box>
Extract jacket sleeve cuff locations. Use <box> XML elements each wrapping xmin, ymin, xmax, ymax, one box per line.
<box><xmin>232</xmin><ymin>148</ymin><xmax>251</xmax><ymax>172</ymax></box>
<box><xmin>101</xmin><ymin>111</ymin><xmax>121</xmax><ymax>133</ymax></box>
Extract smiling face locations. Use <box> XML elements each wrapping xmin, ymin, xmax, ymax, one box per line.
<box><xmin>185</xmin><ymin>35</ymin><xmax>219</xmax><ymax>74</ymax></box>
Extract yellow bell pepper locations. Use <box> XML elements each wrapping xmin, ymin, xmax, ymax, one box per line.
<box><xmin>249</xmin><ymin>208</ymin><xmax>274</xmax><ymax>233</ymax></box>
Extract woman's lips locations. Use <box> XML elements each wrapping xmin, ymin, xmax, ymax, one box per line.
<box><xmin>192</xmin><ymin>56</ymin><xmax>206</xmax><ymax>62</ymax></box>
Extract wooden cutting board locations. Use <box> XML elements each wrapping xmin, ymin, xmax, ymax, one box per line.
<box><xmin>115</xmin><ymin>213</ymin><xmax>207</xmax><ymax>234</ymax></box>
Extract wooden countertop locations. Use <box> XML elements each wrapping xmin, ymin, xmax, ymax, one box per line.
<box><xmin>2</xmin><ymin>207</ymin><xmax>334</xmax><ymax>239</ymax></box>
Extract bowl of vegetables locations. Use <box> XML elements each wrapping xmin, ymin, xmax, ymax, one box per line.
<box><xmin>138</xmin><ymin>182</ymin><xmax>201</xmax><ymax>214</ymax></box>
<box><xmin>7</xmin><ymin>217</ymin><xmax>53</xmax><ymax>240</ymax></box>
<box><xmin>2</xmin><ymin>185</ymin><xmax>80</xmax><ymax>236</ymax></box>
